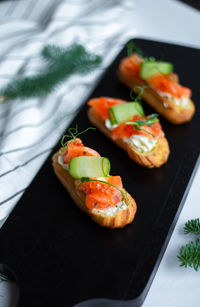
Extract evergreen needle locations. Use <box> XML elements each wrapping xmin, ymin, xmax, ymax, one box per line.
<box><xmin>0</xmin><ymin>44</ymin><xmax>102</xmax><ymax>101</ymax></box>
<box><xmin>178</xmin><ymin>238</ymin><xmax>200</xmax><ymax>271</ymax></box>
<box><xmin>184</xmin><ymin>218</ymin><xmax>200</xmax><ymax>235</ymax></box>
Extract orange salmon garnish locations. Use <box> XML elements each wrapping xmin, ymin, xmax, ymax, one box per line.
<box><xmin>88</xmin><ymin>97</ymin><xmax>125</xmax><ymax>120</ymax></box>
<box><xmin>63</xmin><ymin>139</ymin><xmax>100</xmax><ymax>164</ymax></box>
<box><xmin>119</xmin><ymin>53</ymin><xmax>143</xmax><ymax>79</ymax></box>
<box><xmin>111</xmin><ymin>115</ymin><xmax>164</xmax><ymax>140</ymax></box>
<box><xmin>147</xmin><ymin>73</ymin><xmax>191</xmax><ymax>99</ymax></box>
<box><xmin>77</xmin><ymin>176</ymin><xmax>123</xmax><ymax>210</ymax></box>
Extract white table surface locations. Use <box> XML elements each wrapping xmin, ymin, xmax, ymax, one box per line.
<box><xmin>0</xmin><ymin>0</ymin><xmax>200</xmax><ymax>306</ymax></box>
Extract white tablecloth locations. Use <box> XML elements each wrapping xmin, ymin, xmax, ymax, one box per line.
<box><xmin>0</xmin><ymin>0</ymin><xmax>136</xmax><ymax>221</ymax></box>
<box><xmin>0</xmin><ymin>0</ymin><xmax>200</xmax><ymax>306</ymax></box>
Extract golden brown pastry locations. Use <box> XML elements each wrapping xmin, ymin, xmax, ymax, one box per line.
<box><xmin>118</xmin><ymin>53</ymin><xmax>195</xmax><ymax>124</ymax></box>
<box><xmin>52</xmin><ymin>139</ymin><xmax>137</xmax><ymax>228</ymax></box>
<box><xmin>88</xmin><ymin>97</ymin><xmax>170</xmax><ymax>168</ymax></box>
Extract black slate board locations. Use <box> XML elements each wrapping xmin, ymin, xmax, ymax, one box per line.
<box><xmin>0</xmin><ymin>39</ymin><xmax>200</xmax><ymax>307</ymax></box>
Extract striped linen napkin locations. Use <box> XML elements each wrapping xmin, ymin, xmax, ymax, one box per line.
<box><xmin>0</xmin><ymin>0</ymin><xmax>136</xmax><ymax>221</ymax></box>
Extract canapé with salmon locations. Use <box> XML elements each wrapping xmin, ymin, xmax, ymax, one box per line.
<box><xmin>52</xmin><ymin>132</ymin><xmax>137</xmax><ymax>228</ymax></box>
<box><xmin>88</xmin><ymin>97</ymin><xmax>170</xmax><ymax>168</ymax></box>
<box><xmin>118</xmin><ymin>53</ymin><xmax>195</xmax><ymax>124</ymax></box>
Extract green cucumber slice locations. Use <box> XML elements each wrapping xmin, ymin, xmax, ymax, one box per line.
<box><xmin>140</xmin><ymin>61</ymin><xmax>173</xmax><ymax>80</ymax></box>
<box><xmin>68</xmin><ymin>156</ymin><xmax>110</xmax><ymax>179</ymax></box>
<box><xmin>109</xmin><ymin>102</ymin><xmax>145</xmax><ymax>125</ymax></box>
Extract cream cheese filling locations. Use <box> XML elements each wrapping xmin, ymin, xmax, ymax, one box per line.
<box><xmin>124</xmin><ymin>135</ymin><xmax>157</xmax><ymax>154</ymax></box>
<box><xmin>156</xmin><ymin>90</ymin><xmax>190</xmax><ymax>109</ymax></box>
<box><xmin>92</xmin><ymin>200</ymin><xmax>127</xmax><ymax>216</ymax></box>
<box><xmin>57</xmin><ymin>155</ymin><xmax>127</xmax><ymax>216</ymax></box>
<box><xmin>58</xmin><ymin>155</ymin><xmax>68</xmax><ymax>170</ymax></box>
<box><xmin>105</xmin><ymin>119</ymin><xmax>157</xmax><ymax>154</ymax></box>
<box><xmin>105</xmin><ymin>119</ymin><xmax>118</xmax><ymax>130</ymax></box>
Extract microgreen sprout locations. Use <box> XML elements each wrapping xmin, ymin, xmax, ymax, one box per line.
<box><xmin>126</xmin><ymin>40</ymin><xmax>144</xmax><ymax>58</ymax></box>
<box><xmin>61</xmin><ymin>125</ymin><xmax>96</xmax><ymax>147</ymax></box>
<box><xmin>125</xmin><ymin>113</ymin><xmax>159</xmax><ymax>138</ymax></box>
<box><xmin>130</xmin><ymin>85</ymin><xmax>149</xmax><ymax>103</ymax></box>
<box><xmin>144</xmin><ymin>56</ymin><xmax>156</xmax><ymax>63</ymax></box>
<box><xmin>126</xmin><ymin>40</ymin><xmax>165</xmax><ymax>68</ymax></box>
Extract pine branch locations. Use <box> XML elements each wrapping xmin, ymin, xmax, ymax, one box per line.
<box><xmin>0</xmin><ymin>44</ymin><xmax>102</xmax><ymax>101</ymax></box>
<box><xmin>184</xmin><ymin>218</ymin><xmax>200</xmax><ymax>235</ymax></box>
<box><xmin>41</xmin><ymin>44</ymin><xmax>64</xmax><ymax>65</ymax></box>
<box><xmin>178</xmin><ymin>238</ymin><xmax>200</xmax><ymax>271</ymax></box>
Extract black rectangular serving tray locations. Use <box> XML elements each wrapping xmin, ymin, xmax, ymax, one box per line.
<box><xmin>0</xmin><ymin>39</ymin><xmax>200</xmax><ymax>307</ymax></box>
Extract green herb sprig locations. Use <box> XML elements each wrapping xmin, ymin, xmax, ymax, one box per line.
<box><xmin>125</xmin><ymin>113</ymin><xmax>159</xmax><ymax>138</ymax></box>
<box><xmin>0</xmin><ymin>44</ymin><xmax>102</xmax><ymax>102</ymax></box>
<box><xmin>178</xmin><ymin>218</ymin><xmax>200</xmax><ymax>271</ymax></box>
<box><xmin>126</xmin><ymin>40</ymin><xmax>152</xmax><ymax>62</ymax></box>
<box><xmin>178</xmin><ymin>238</ymin><xmax>200</xmax><ymax>271</ymax></box>
<box><xmin>126</xmin><ymin>41</ymin><xmax>144</xmax><ymax>58</ymax></box>
<box><xmin>130</xmin><ymin>85</ymin><xmax>146</xmax><ymax>102</ymax></box>
<box><xmin>130</xmin><ymin>85</ymin><xmax>150</xmax><ymax>109</ymax></box>
<box><xmin>126</xmin><ymin>40</ymin><xmax>162</xmax><ymax>65</ymax></box>
<box><xmin>184</xmin><ymin>218</ymin><xmax>200</xmax><ymax>235</ymax></box>
<box><xmin>61</xmin><ymin>125</ymin><xmax>96</xmax><ymax>147</ymax></box>
<box><xmin>79</xmin><ymin>177</ymin><xmax>129</xmax><ymax>206</ymax></box>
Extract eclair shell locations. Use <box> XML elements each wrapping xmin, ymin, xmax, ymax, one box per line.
<box><xmin>118</xmin><ymin>64</ymin><xmax>195</xmax><ymax>124</ymax></box>
<box><xmin>88</xmin><ymin>108</ymin><xmax>170</xmax><ymax>168</ymax></box>
<box><xmin>52</xmin><ymin>150</ymin><xmax>137</xmax><ymax>228</ymax></box>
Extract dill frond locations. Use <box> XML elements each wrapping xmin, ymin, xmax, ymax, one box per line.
<box><xmin>0</xmin><ymin>44</ymin><xmax>102</xmax><ymax>101</ymax></box>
